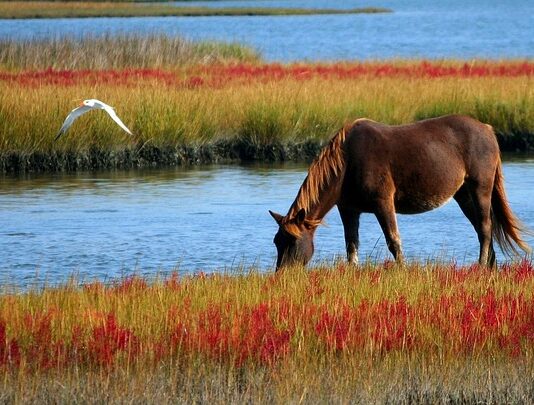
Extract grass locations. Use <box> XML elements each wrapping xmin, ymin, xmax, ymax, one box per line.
<box><xmin>0</xmin><ymin>36</ymin><xmax>533</xmax><ymax>171</ymax></box>
<box><xmin>0</xmin><ymin>2</ymin><xmax>392</xmax><ymax>19</ymax></box>
<box><xmin>0</xmin><ymin>35</ymin><xmax>262</xmax><ymax>70</ymax></box>
<box><xmin>1</xmin><ymin>260</ymin><xmax>533</xmax><ymax>402</ymax></box>
<box><xmin>1</xmin><ymin>63</ymin><xmax>533</xmax><ymax>162</ymax></box>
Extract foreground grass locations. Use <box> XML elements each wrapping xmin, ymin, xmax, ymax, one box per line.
<box><xmin>0</xmin><ymin>2</ymin><xmax>391</xmax><ymax>19</ymax></box>
<box><xmin>1</xmin><ymin>260</ymin><xmax>533</xmax><ymax>402</ymax></box>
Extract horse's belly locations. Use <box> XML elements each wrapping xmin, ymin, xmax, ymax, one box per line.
<box><xmin>395</xmin><ymin>193</ymin><xmax>454</xmax><ymax>214</ymax></box>
<box><xmin>393</xmin><ymin>169</ymin><xmax>465</xmax><ymax>214</ymax></box>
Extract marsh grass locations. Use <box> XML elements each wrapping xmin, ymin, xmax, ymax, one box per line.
<box><xmin>0</xmin><ymin>75</ymin><xmax>532</xmax><ymax>154</ymax></box>
<box><xmin>0</xmin><ymin>43</ymin><xmax>532</xmax><ymax>171</ymax></box>
<box><xmin>2</xmin><ymin>358</ymin><xmax>533</xmax><ymax>403</ymax></box>
<box><xmin>0</xmin><ymin>2</ymin><xmax>392</xmax><ymax>19</ymax></box>
<box><xmin>1</xmin><ymin>260</ymin><xmax>533</xmax><ymax>403</ymax></box>
<box><xmin>0</xmin><ymin>35</ymin><xmax>261</xmax><ymax>70</ymax></box>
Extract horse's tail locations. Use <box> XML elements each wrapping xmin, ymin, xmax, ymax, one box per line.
<box><xmin>491</xmin><ymin>158</ymin><xmax>531</xmax><ymax>256</ymax></box>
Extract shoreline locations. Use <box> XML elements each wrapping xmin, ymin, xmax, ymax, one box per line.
<box><xmin>0</xmin><ymin>140</ymin><xmax>323</xmax><ymax>173</ymax></box>
<box><xmin>0</xmin><ymin>3</ymin><xmax>392</xmax><ymax>19</ymax></box>
<box><xmin>2</xmin><ymin>133</ymin><xmax>533</xmax><ymax>173</ymax></box>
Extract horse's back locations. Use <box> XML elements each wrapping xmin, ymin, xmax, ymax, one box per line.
<box><xmin>348</xmin><ymin>114</ymin><xmax>495</xmax><ymax>149</ymax></box>
<box><xmin>342</xmin><ymin>115</ymin><xmax>499</xmax><ymax>214</ymax></box>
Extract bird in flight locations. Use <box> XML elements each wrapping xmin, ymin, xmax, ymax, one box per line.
<box><xmin>55</xmin><ymin>99</ymin><xmax>133</xmax><ymax>140</ymax></box>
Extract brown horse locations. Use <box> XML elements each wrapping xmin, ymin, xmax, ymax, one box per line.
<box><xmin>270</xmin><ymin>115</ymin><xmax>530</xmax><ymax>270</ymax></box>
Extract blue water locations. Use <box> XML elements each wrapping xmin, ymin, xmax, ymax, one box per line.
<box><xmin>0</xmin><ymin>0</ymin><xmax>532</xmax><ymax>61</ymax></box>
<box><xmin>1</xmin><ymin>160</ymin><xmax>533</xmax><ymax>287</ymax></box>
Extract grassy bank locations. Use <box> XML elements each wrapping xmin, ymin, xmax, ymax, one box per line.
<box><xmin>1</xmin><ymin>61</ymin><xmax>533</xmax><ymax>172</ymax></box>
<box><xmin>0</xmin><ymin>36</ymin><xmax>532</xmax><ymax>172</ymax></box>
<box><xmin>1</xmin><ymin>260</ymin><xmax>533</xmax><ymax>402</ymax></box>
<box><xmin>0</xmin><ymin>2</ymin><xmax>392</xmax><ymax>19</ymax></box>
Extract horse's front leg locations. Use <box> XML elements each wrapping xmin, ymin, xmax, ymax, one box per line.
<box><xmin>374</xmin><ymin>199</ymin><xmax>404</xmax><ymax>262</ymax></box>
<box><xmin>338</xmin><ymin>206</ymin><xmax>361</xmax><ymax>265</ymax></box>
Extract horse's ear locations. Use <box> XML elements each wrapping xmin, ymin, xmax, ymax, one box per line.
<box><xmin>296</xmin><ymin>208</ymin><xmax>306</xmax><ymax>225</ymax></box>
<box><xmin>269</xmin><ymin>210</ymin><xmax>284</xmax><ymax>224</ymax></box>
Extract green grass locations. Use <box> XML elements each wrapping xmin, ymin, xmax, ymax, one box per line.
<box><xmin>1</xmin><ymin>73</ymin><xmax>533</xmax><ymax>172</ymax></box>
<box><xmin>1</xmin><ymin>75</ymin><xmax>532</xmax><ymax>144</ymax></box>
<box><xmin>0</xmin><ymin>1</ymin><xmax>392</xmax><ymax>19</ymax></box>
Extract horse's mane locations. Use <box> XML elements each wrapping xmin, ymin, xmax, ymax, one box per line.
<box><xmin>284</xmin><ymin>125</ymin><xmax>348</xmax><ymax>237</ymax></box>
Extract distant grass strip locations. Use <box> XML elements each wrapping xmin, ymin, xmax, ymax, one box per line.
<box><xmin>0</xmin><ymin>2</ymin><xmax>392</xmax><ymax>19</ymax></box>
<box><xmin>0</xmin><ymin>35</ymin><xmax>261</xmax><ymax>70</ymax></box>
<box><xmin>0</xmin><ymin>261</ymin><xmax>533</xmax><ymax>402</ymax></box>
<box><xmin>1</xmin><ymin>0</ymin><xmax>178</xmax><ymax>2</ymax></box>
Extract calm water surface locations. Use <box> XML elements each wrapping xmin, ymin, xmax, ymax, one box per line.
<box><xmin>0</xmin><ymin>0</ymin><xmax>532</xmax><ymax>61</ymax></box>
<box><xmin>1</xmin><ymin>159</ymin><xmax>533</xmax><ymax>287</ymax></box>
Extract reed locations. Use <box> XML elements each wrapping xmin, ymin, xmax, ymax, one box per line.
<box><xmin>0</xmin><ymin>2</ymin><xmax>392</xmax><ymax>19</ymax></box>
<box><xmin>0</xmin><ymin>35</ymin><xmax>261</xmax><ymax>70</ymax></box>
<box><xmin>1</xmin><ymin>260</ymin><xmax>533</xmax><ymax>402</ymax></box>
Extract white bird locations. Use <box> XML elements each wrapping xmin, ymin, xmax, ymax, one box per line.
<box><xmin>55</xmin><ymin>99</ymin><xmax>133</xmax><ymax>140</ymax></box>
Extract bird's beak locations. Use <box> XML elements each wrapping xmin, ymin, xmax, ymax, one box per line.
<box><xmin>79</xmin><ymin>102</ymin><xmax>85</xmax><ymax>107</ymax></box>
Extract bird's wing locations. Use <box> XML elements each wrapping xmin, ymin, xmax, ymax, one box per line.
<box><xmin>102</xmin><ymin>105</ymin><xmax>133</xmax><ymax>135</ymax></box>
<box><xmin>55</xmin><ymin>105</ymin><xmax>93</xmax><ymax>140</ymax></box>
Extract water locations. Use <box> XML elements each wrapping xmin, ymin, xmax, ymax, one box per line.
<box><xmin>0</xmin><ymin>0</ymin><xmax>533</xmax><ymax>287</ymax></box>
<box><xmin>0</xmin><ymin>0</ymin><xmax>532</xmax><ymax>61</ymax></box>
<box><xmin>1</xmin><ymin>159</ymin><xmax>533</xmax><ymax>287</ymax></box>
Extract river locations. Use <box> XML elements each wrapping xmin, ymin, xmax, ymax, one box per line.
<box><xmin>1</xmin><ymin>158</ymin><xmax>533</xmax><ymax>287</ymax></box>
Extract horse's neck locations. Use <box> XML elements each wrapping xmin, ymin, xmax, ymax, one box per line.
<box><xmin>288</xmin><ymin>171</ymin><xmax>344</xmax><ymax>221</ymax></box>
<box><xmin>287</xmin><ymin>126</ymin><xmax>347</xmax><ymax>221</ymax></box>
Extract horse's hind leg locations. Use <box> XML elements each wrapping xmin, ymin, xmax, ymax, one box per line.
<box><xmin>454</xmin><ymin>183</ymin><xmax>496</xmax><ymax>267</ymax></box>
<box><xmin>374</xmin><ymin>198</ymin><xmax>403</xmax><ymax>262</ymax></box>
<box><xmin>338</xmin><ymin>206</ymin><xmax>360</xmax><ymax>265</ymax></box>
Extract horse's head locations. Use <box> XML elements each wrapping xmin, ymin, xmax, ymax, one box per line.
<box><xmin>269</xmin><ymin>208</ymin><xmax>318</xmax><ymax>271</ymax></box>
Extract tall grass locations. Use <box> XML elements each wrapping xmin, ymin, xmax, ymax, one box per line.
<box><xmin>0</xmin><ymin>71</ymin><xmax>532</xmax><ymax>151</ymax></box>
<box><xmin>1</xmin><ymin>261</ymin><xmax>533</xmax><ymax>402</ymax></box>
<box><xmin>0</xmin><ymin>46</ymin><xmax>532</xmax><ymax>171</ymax></box>
<box><xmin>0</xmin><ymin>35</ymin><xmax>261</xmax><ymax>70</ymax></box>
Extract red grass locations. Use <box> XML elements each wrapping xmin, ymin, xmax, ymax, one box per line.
<box><xmin>1</xmin><ymin>61</ymin><xmax>533</xmax><ymax>88</ymax></box>
<box><xmin>0</xmin><ymin>262</ymin><xmax>533</xmax><ymax>371</ymax></box>
<box><xmin>198</xmin><ymin>61</ymin><xmax>534</xmax><ymax>85</ymax></box>
<box><xmin>88</xmin><ymin>313</ymin><xmax>139</xmax><ymax>367</ymax></box>
<box><xmin>0</xmin><ymin>68</ymin><xmax>177</xmax><ymax>87</ymax></box>
<box><xmin>0</xmin><ymin>320</ymin><xmax>20</xmax><ymax>367</ymax></box>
